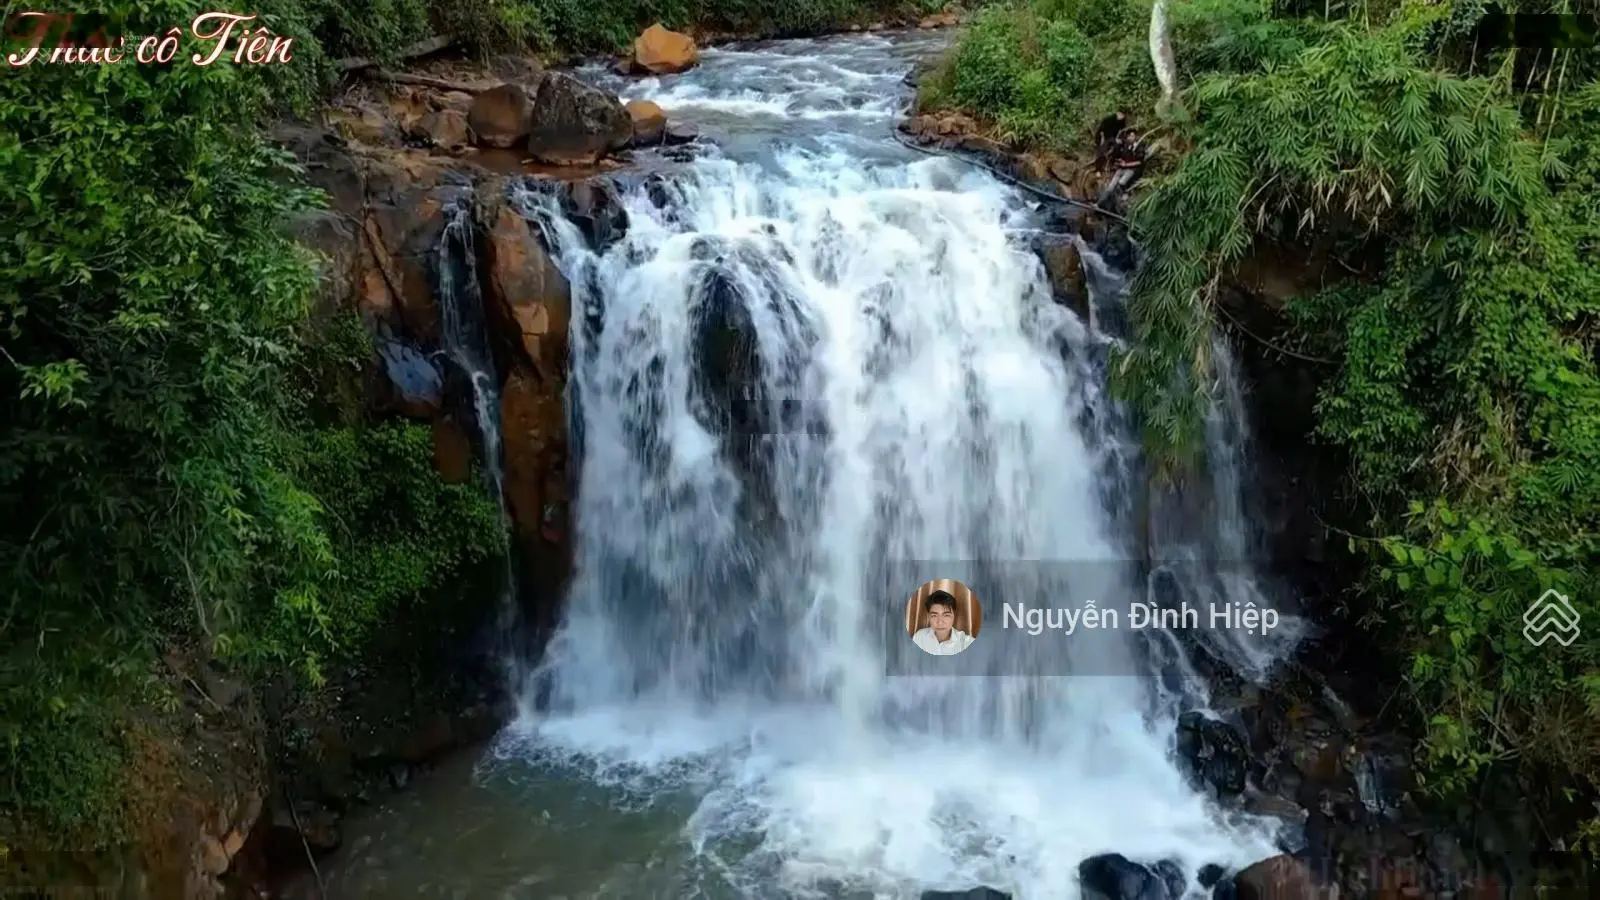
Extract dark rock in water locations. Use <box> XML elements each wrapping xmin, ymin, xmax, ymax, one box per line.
<box><xmin>920</xmin><ymin>889</ymin><xmax>1010</xmax><ymax>900</ymax></box>
<box><xmin>525</xmin><ymin>72</ymin><xmax>632</xmax><ymax>166</ymax></box>
<box><xmin>1197</xmin><ymin>863</ymin><xmax>1228</xmax><ymax>888</ymax></box>
<box><xmin>1152</xmin><ymin>859</ymin><xmax>1186</xmax><ymax>899</ymax></box>
<box><xmin>557</xmin><ymin>179</ymin><xmax>628</xmax><ymax>251</ymax></box>
<box><xmin>663</xmin><ymin>122</ymin><xmax>700</xmax><ymax>145</ymax></box>
<box><xmin>1176</xmin><ymin>710</ymin><xmax>1252</xmax><ymax>798</ymax></box>
<box><xmin>1079</xmin><ymin>853</ymin><xmax>1177</xmax><ymax>900</ymax></box>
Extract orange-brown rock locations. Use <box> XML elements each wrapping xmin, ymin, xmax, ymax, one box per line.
<box><xmin>919</xmin><ymin>11</ymin><xmax>960</xmax><ymax>28</ymax></box>
<box><xmin>417</xmin><ymin>108</ymin><xmax>470</xmax><ymax>150</ymax></box>
<box><xmin>432</xmin><ymin>415</ymin><xmax>474</xmax><ymax>484</ymax></box>
<box><xmin>479</xmin><ymin>202</ymin><xmax>570</xmax><ymax>378</ymax></box>
<box><xmin>467</xmin><ymin>82</ymin><xmax>534</xmax><ymax>149</ymax></box>
<box><xmin>631</xmin><ymin>23</ymin><xmax>698</xmax><ymax>75</ymax></box>
<box><xmin>1234</xmin><ymin>854</ymin><xmax>1327</xmax><ymax>900</ymax></box>
<box><xmin>330</xmin><ymin>102</ymin><xmax>396</xmax><ymax>146</ymax></box>
<box><xmin>626</xmin><ymin>99</ymin><xmax>668</xmax><ymax>145</ymax></box>
<box><xmin>501</xmin><ymin>365</ymin><xmax>568</xmax><ymax>553</ymax></box>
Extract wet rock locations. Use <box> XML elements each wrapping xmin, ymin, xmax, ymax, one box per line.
<box><xmin>378</xmin><ymin>338</ymin><xmax>442</xmax><ymax>418</ymax></box>
<box><xmin>1198</xmin><ymin>863</ymin><xmax>1229</xmax><ymax>889</ymax></box>
<box><xmin>526</xmin><ymin>73</ymin><xmax>633</xmax><ymax>166</ymax></box>
<box><xmin>921</xmin><ymin>889</ymin><xmax>1010</xmax><ymax>900</ymax></box>
<box><xmin>1176</xmin><ymin>710</ymin><xmax>1252</xmax><ymax>798</ymax></box>
<box><xmin>431</xmin><ymin>414</ymin><xmax>473</xmax><ymax>484</ymax></box>
<box><xmin>501</xmin><ymin>364</ymin><xmax>570</xmax><ymax>552</ymax></box>
<box><xmin>1036</xmin><ymin>236</ymin><xmax>1087</xmax><ymax>321</ymax></box>
<box><xmin>1078</xmin><ymin>853</ymin><xmax>1178</xmax><ymax>900</ymax></box>
<box><xmin>920</xmin><ymin>11</ymin><xmax>961</xmax><ymax>28</ymax></box>
<box><xmin>626</xmin><ymin>98</ymin><xmax>668</xmax><ymax>145</ymax></box>
<box><xmin>663</xmin><ymin>122</ymin><xmax>701</xmax><ymax>146</ymax></box>
<box><xmin>631</xmin><ymin>23</ymin><xmax>698</xmax><ymax>74</ymax></box>
<box><xmin>1231</xmin><ymin>854</ymin><xmax>1323</xmax><ymax>900</ymax></box>
<box><xmin>478</xmin><ymin>195</ymin><xmax>571</xmax><ymax>376</ymax></box>
<box><xmin>558</xmin><ymin>180</ymin><xmax>629</xmax><ymax>251</ymax></box>
<box><xmin>416</xmin><ymin>108</ymin><xmax>470</xmax><ymax>150</ymax></box>
<box><xmin>467</xmin><ymin>83</ymin><xmax>535</xmax><ymax>149</ymax></box>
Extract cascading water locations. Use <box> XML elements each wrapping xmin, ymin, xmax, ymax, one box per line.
<box><xmin>306</xmin><ymin>31</ymin><xmax>1303</xmax><ymax>900</ymax></box>
<box><xmin>436</xmin><ymin>197</ymin><xmax>524</xmax><ymax>641</ymax></box>
<box><xmin>503</xmin><ymin>38</ymin><xmax>1296</xmax><ymax>900</ymax></box>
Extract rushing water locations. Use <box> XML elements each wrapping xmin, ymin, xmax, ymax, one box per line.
<box><xmin>304</xmin><ymin>30</ymin><xmax>1301</xmax><ymax>900</ymax></box>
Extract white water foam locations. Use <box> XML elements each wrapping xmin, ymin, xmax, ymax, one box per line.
<box><xmin>501</xmin><ymin>146</ymin><xmax>1287</xmax><ymax>898</ymax></box>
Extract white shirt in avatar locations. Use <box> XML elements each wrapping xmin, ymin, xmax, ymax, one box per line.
<box><xmin>912</xmin><ymin>627</ymin><xmax>974</xmax><ymax>656</ymax></box>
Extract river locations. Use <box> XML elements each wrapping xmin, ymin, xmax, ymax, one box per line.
<box><xmin>293</xmin><ymin>29</ymin><xmax>1301</xmax><ymax>900</ymax></box>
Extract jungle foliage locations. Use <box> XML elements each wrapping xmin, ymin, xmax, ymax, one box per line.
<box><xmin>930</xmin><ymin>0</ymin><xmax>1600</xmax><ymax>843</ymax></box>
<box><xmin>0</xmin><ymin>1</ymin><xmax>506</xmax><ymax>846</ymax></box>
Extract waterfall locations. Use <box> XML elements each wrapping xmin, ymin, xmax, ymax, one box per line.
<box><xmin>498</xmin><ymin>145</ymin><xmax>1297</xmax><ymax>897</ymax></box>
<box><xmin>435</xmin><ymin>196</ymin><xmax>522</xmax><ymax>640</ymax></box>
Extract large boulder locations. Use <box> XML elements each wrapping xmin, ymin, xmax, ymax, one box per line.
<box><xmin>526</xmin><ymin>73</ymin><xmax>633</xmax><ymax>166</ymax></box>
<box><xmin>631</xmin><ymin>23</ymin><xmax>698</xmax><ymax>75</ymax></box>
<box><xmin>477</xmin><ymin>197</ymin><xmax>571</xmax><ymax>379</ymax></box>
<box><xmin>626</xmin><ymin>99</ymin><xmax>668</xmax><ymax>146</ymax></box>
<box><xmin>467</xmin><ymin>82</ymin><xmax>534</xmax><ymax>149</ymax></box>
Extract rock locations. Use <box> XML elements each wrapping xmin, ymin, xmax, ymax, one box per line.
<box><xmin>417</xmin><ymin>108</ymin><xmax>470</xmax><ymax>150</ymax></box>
<box><xmin>1176</xmin><ymin>710</ymin><xmax>1252</xmax><ymax>798</ymax></box>
<box><xmin>478</xmin><ymin>198</ymin><xmax>571</xmax><ymax>376</ymax></box>
<box><xmin>467</xmin><ymin>82</ymin><xmax>534</xmax><ymax>149</ymax></box>
<box><xmin>614</xmin><ymin>55</ymin><xmax>638</xmax><ymax>76</ymax></box>
<box><xmin>919</xmin><ymin>11</ymin><xmax>960</xmax><ymax>28</ymax></box>
<box><xmin>434</xmin><ymin>90</ymin><xmax>475</xmax><ymax>113</ymax></box>
<box><xmin>432</xmin><ymin>414</ymin><xmax>474</xmax><ymax>484</ymax></box>
<box><xmin>222</xmin><ymin>829</ymin><xmax>245</xmax><ymax>860</ymax></box>
<box><xmin>1198</xmin><ymin>864</ymin><xmax>1229</xmax><ymax>888</ymax></box>
<box><xmin>557</xmin><ymin>180</ymin><xmax>629</xmax><ymax>251</ymax></box>
<box><xmin>1037</xmin><ymin>237</ymin><xmax>1086</xmax><ymax>321</ymax></box>
<box><xmin>378</xmin><ymin>338</ymin><xmax>442</xmax><ymax>418</ymax></box>
<box><xmin>921</xmin><ymin>889</ymin><xmax>1010</xmax><ymax>900</ymax></box>
<box><xmin>501</xmin><ymin>364</ymin><xmax>569</xmax><ymax>552</ymax></box>
<box><xmin>399</xmin><ymin>711</ymin><xmax>455</xmax><ymax>764</ymax></box>
<box><xmin>526</xmin><ymin>72</ymin><xmax>633</xmax><ymax>166</ymax></box>
<box><xmin>626</xmin><ymin>98</ymin><xmax>668</xmax><ymax>145</ymax></box>
<box><xmin>487</xmin><ymin>53</ymin><xmax>543</xmax><ymax>84</ymax></box>
<box><xmin>631</xmin><ymin>23</ymin><xmax>698</xmax><ymax>75</ymax></box>
<box><xmin>1078</xmin><ymin>853</ymin><xmax>1177</xmax><ymax>900</ymax></box>
<box><xmin>663</xmin><ymin>122</ymin><xmax>699</xmax><ymax>145</ymax></box>
<box><xmin>1232</xmin><ymin>855</ymin><xmax>1324</xmax><ymax>900</ymax></box>
<box><xmin>331</xmin><ymin>102</ymin><xmax>398</xmax><ymax>146</ymax></box>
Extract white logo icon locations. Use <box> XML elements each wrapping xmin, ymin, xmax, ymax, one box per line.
<box><xmin>1523</xmin><ymin>589</ymin><xmax>1580</xmax><ymax>647</ymax></box>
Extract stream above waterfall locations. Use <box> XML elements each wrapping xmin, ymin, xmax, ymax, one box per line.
<box><xmin>287</xmin><ymin>29</ymin><xmax>1305</xmax><ymax>900</ymax></box>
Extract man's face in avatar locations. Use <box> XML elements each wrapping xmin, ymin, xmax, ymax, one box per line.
<box><xmin>928</xmin><ymin>601</ymin><xmax>956</xmax><ymax>640</ymax></box>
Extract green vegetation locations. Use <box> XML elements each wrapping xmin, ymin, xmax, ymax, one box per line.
<box><xmin>920</xmin><ymin>0</ymin><xmax>1157</xmax><ymax>143</ymax></box>
<box><xmin>929</xmin><ymin>0</ymin><xmax>1600</xmax><ymax>841</ymax></box>
<box><xmin>278</xmin><ymin>0</ymin><xmax>949</xmax><ymax>60</ymax></box>
<box><xmin>0</xmin><ymin>0</ymin><xmax>508</xmax><ymax>847</ymax></box>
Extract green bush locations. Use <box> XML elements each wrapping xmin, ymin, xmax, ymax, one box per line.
<box><xmin>925</xmin><ymin>0</ymin><xmax>1153</xmax><ymax>146</ymax></box>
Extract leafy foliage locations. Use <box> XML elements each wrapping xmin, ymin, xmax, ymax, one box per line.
<box><xmin>920</xmin><ymin>0</ymin><xmax>1157</xmax><ymax>146</ymax></box>
<box><xmin>0</xmin><ymin>1</ymin><xmax>500</xmax><ymax>845</ymax></box>
<box><xmin>933</xmin><ymin>0</ymin><xmax>1600</xmax><ymax>839</ymax></box>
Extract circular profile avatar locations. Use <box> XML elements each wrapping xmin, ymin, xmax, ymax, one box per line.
<box><xmin>905</xmin><ymin>579</ymin><xmax>982</xmax><ymax>656</ymax></box>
